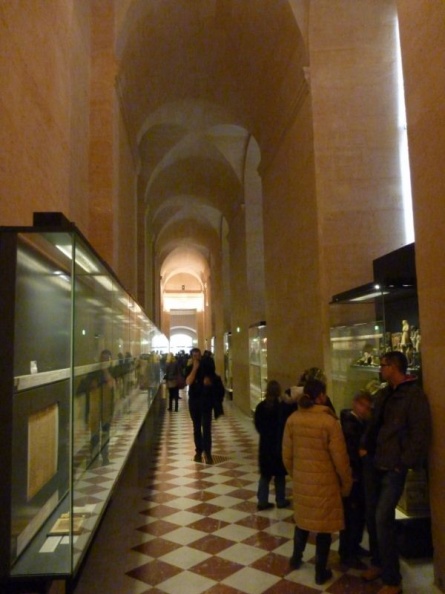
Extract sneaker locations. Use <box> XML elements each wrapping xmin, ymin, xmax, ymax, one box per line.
<box><xmin>193</xmin><ymin>453</ymin><xmax>202</xmax><ymax>462</ymax></box>
<box><xmin>362</xmin><ymin>566</ymin><xmax>383</xmax><ymax>581</ymax></box>
<box><xmin>257</xmin><ymin>502</ymin><xmax>274</xmax><ymax>511</ymax></box>
<box><xmin>377</xmin><ymin>586</ymin><xmax>402</xmax><ymax>594</ymax></box>
<box><xmin>315</xmin><ymin>568</ymin><xmax>333</xmax><ymax>585</ymax></box>
<box><xmin>276</xmin><ymin>499</ymin><xmax>291</xmax><ymax>509</ymax></box>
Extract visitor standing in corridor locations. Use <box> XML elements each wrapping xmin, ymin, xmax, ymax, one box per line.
<box><xmin>360</xmin><ymin>351</ymin><xmax>431</xmax><ymax>594</ymax></box>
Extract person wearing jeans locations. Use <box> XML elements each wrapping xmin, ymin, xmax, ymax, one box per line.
<box><xmin>360</xmin><ymin>351</ymin><xmax>431</xmax><ymax>594</ymax></box>
<box><xmin>254</xmin><ymin>380</ymin><xmax>292</xmax><ymax>511</ymax></box>
<box><xmin>165</xmin><ymin>353</ymin><xmax>180</xmax><ymax>412</ymax></box>
<box><xmin>256</xmin><ymin>474</ymin><xmax>287</xmax><ymax>510</ymax></box>
<box><xmin>186</xmin><ymin>348</ymin><xmax>222</xmax><ymax>464</ymax></box>
<box><xmin>188</xmin><ymin>393</ymin><xmax>213</xmax><ymax>459</ymax></box>
<box><xmin>364</xmin><ymin>466</ymin><xmax>408</xmax><ymax>586</ymax></box>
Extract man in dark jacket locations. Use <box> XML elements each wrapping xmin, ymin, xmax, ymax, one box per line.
<box><xmin>186</xmin><ymin>348</ymin><xmax>223</xmax><ymax>464</ymax></box>
<box><xmin>360</xmin><ymin>351</ymin><xmax>431</xmax><ymax>594</ymax></box>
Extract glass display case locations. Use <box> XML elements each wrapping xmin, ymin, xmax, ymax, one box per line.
<box><xmin>330</xmin><ymin>282</ymin><xmax>420</xmax><ymax>413</ymax></box>
<box><xmin>0</xmin><ymin>220</ymin><xmax>167</xmax><ymax>583</ymax></box>
<box><xmin>248</xmin><ymin>322</ymin><xmax>267</xmax><ymax>413</ymax></box>
<box><xmin>223</xmin><ymin>331</ymin><xmax>233</xmax><ymax>399</ymax></box>
<box><xmin>330</xmin><ymin>282</ymin><xmax>428</xmax><ymax>519</ymax></box>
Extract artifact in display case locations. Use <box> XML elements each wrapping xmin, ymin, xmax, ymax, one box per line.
<box><xmin>330</xmin><ymin>282</ymin><xmax>421</xmax><ymax>413</ymax></box>
<box><xmin>248</xmin><ymin>322</ymin><xmax>267</xmax><ymax>413</ymax></box>
<box><xmin>27</xmin><ymin>403</ymin><xmax>59</xmax><ymax>501</ymax></box>
<box><xmin>330</xmin><ymin>280</ymin><xmax>429</xmax><ymax>520</ymax></box>
<box><xmin>0</xmin><ymin>215</ymin><xmax>167</xmax><ymax>585</ymax></box>
<box><xmin>48</xmin><ymin>513</ymin><xmax>86</xmax><ymax>536</ymax></box>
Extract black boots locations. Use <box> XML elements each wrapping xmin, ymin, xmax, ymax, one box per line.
<box><xmin>315</xmin><ymin>568</ymin><xmax>333</xmax><ymax>585</ymax></box>
<box><xmin>290</xmin><ymin>528</ymin><xmax>333</xmax><ymax>585</ymax></box>
<box><xmin>289</xmin><ymin>527</ymin><xmax>308</xmax><ymax>570</ymax></box>
<box><xmin>315</xmin><ymin>533</ymin><xmax>333</xmax><ymax>585</ymax></box>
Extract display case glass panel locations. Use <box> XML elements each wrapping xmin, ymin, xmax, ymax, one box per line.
<box><xmin>0</xmin><ymin>225</ymin><xmax>167</xmax><ymax>582</ymax></box>
<box><xmin>330</xmin><ymin>284</ymin><xmax>421</xmax><ymax>414</ymax></box>
<box><xmin>223</xmin><ymin>332</ymin><xmax>233</xmax><ymax>398</ymax></box>
<box><xmin>330</xmin><ymin>282</ymin><xmax>427</xmax><ymax>519</ymax></box>
<box><xmin>249</xmin><ymin>322</ymin><xmax>267</xmax><ymax>413</ymax></box>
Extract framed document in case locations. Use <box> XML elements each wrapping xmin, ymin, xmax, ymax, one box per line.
<box><xmin>27</xmin><ymin>403</ymin><xmax>59</xmax><ymax>501</ymax></box>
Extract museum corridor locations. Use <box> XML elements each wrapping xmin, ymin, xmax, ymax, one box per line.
<box><xmin>73</xmin><ymin>390</ymin><xmax>434</xmax><ymax>594</ymax></box>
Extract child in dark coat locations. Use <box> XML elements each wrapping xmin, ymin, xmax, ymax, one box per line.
<box><xmin>339</xmin><ymin>390</ymin><xmax>373</xmax><ymax>567</ymax></box>
<box><xmin>254</xmin><ymin>380</ymin><xmax>294</xmax><ymax>510</ymax></box>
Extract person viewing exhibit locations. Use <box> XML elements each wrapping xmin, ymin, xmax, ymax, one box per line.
<box><xmin>360</xmin><ymin>351</ymin><xmax>431</xmax><ymax>594</ymax></box>
<box><xmin>254</xmin><ymin>379</ymin><xmax>291</xmax><ymax>511</ymax></box>
<box><xmin>282</xmin><ymin>378</ymin><xmax>352</xmax><ymax>585</ymax></box>
<box><xmin>1</xmin><ymin>3</ymin><xmax>443</xmax><ymax>593</ymax></box>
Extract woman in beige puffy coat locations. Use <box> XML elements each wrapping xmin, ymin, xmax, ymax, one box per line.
<box><xmin>282</xmin><ymin>379</ymin><xmax>352</xmax><ymax>585</ymax></box>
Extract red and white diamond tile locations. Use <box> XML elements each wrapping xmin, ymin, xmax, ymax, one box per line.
<box><xmin>73</xmin><ymin>394</ymin><xmax>434</xmax><ymax>594</ymax></box>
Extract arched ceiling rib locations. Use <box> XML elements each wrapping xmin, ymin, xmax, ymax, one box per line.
<box><xmin>151</xmin><ymin>197</ymin><xmax>222</xmax><ymax>236</ymax></box>
<box><xmin>162</xmin><ymin>246</ymin><xmax>209</xmax><ymax>284</ymax></box>
<box><xmin>137</xmin><ymin>99</ymin><xmax>241</xmax><ymax>144</ymax></box>
<box><xmin>118</xmin><ymin>0</ymin><xmax>306</xmax><ymax>149</ymax></box>
<box><xmin>116</xmin><ymin>1</ymin><xmax>307</xmax><ymax>308</ymax></box>
<box><xmin>156</xmin><ymin>218</ymin><xmax>219</xmax><ymax>264</ymax></box>
<box><xmin>145</xmin><ymin>131</ymin><xmax>245</xmax><ymax>197</ymax></box>
<box><xmin>147</xmin><ymin>156</ymin><xmax>242</xmax><ymax>217</ymax></box>
<box><xmin>138</xmin><ymin>124</ymin><xmax>188</xmax><ymax>180</ymax></box>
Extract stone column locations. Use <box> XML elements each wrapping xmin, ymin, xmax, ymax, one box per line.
<box><xmin>261</xmin><ymin>93</ymin><xmax>324</xmax><ymax>392</ymax></box>
<box><xmin>310</xmin><ymin>0</ymin><xmax>405</xmax><ymax>296</ymax></box>
<box><xmin>397</xmin><ymin>1</ymin><xmax>445</xmax><ymax>589</ymax></box>
<box><xmin>89</xmin><ymin>0</ymin><xmax>117</xmax><ymax>263</ymax></box>
<box><xmin>228</xmin><ymin>206</ymin><xmax>251</xmax><ymax>415</ymax></box>
<box><xmin>211</xmin><ymin>248</ymin><xmax>226</xmax><ymax>380</ymax></box>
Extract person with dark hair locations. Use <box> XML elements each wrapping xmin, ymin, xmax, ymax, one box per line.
<box><xmin>86</xmin><ymin>349</ymin><xmax>116</xmax><ymax>466</ymax></box>
<box><xmin>282</xmin><ymin>379</ymin><xmax>352</xmax><ymax>585</ymax></box>
<box><xmin>185</xmin><ymin>348</ymin><xmax>224</xmax><ymax>464</ymax></box>
<box><xmin>296</xmin><ymin>367</ymin><xmax>336</xmax><ymax>414</ymax></box>
<box><xmin>339</xmin><ymin>390</ymin><xmax>373</xmax><ymax>568</ymax></box>
<box><xmin>360</xmin><ymin>351</ymin><xmax>431</xmax><ymax>594</ymax></box>
<box><xmin>165</xmin><ymin>353</ymin><xmax>180</xmax><ymax>412</ymax></box>
<box><xmin>254</xmin><ymin>380</ymin><xmax>291</xmax><ymax>511</ymax></box>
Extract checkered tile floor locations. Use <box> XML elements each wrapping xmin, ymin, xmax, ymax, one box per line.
<box><xmin>73</xmin><ymin>391</ymin><xmax>435</xmax><ymax>594</ymax></box>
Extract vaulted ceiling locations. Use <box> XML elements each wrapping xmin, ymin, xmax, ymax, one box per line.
<box><xmin>116</xmin><ymin>0</ymin><xmax>306</xmax><ymax>303</ymax></box>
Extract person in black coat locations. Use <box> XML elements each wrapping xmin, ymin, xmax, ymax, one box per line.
<box><xmin>185</xmin><ymin>349</ymin><xmax>224</xmax><ymax>464</ymax></box>
<box><xmin>338</xmin><ymin>390</ymin><xmax>373</xmax><ymax>567</ymax></box>
<box><xmin>165</xmin><ymin>353</ymin><xmax>180</xmax><ymax>412</ymax></box>
<box><xmin>254</xmin><ymin>380</ymin><xmax>293</xmax><ymax>510</ymax></box>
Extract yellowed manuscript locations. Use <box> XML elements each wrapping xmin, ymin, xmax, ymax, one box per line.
<box><xmin>27</xmin><ymin>403</ymin><xmax>59</xmax><ymax>500</ymax></box>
